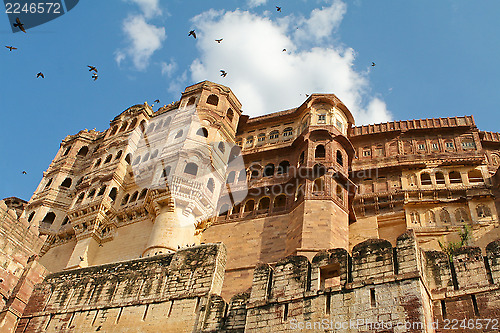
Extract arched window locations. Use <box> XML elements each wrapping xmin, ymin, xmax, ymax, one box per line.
<box><xmin>207</xmin><ymin>178</ymin><xmax>215</xmax><ymax>192</ymax></box>
<box><xmin>162</xmin><ymin>166</ymin><xmax>171</xmax><ymax>178</ymax></box>
<box><xmin>206</xmin><ymin>94</ymin><xmax>219</xmax><ymax>106</ymax></box>
<box><xmin>477</xmin><ymin>204</ymin><xmax>492</xmax><ymax>218</ymax></box>
<box><xmin>27</xmin><ymin>212</ymin><xmax>35</xmax><ymax>222</ymax></box>
<box><xmin>125</xmin><ymin>153</ymin><xmax>132</xmax><ymax>164</ymax></box>
<box><xmin>44</xmin><ymin>178</ymin><xmax>53</xmax><ymax>189</ymax></box>
<box><xmin>115</xmin><ymin>150</ymin><xmax>123</xmax><ymax>160</ymax></box>
<box><xmin>313</xmin><ymin>178</ymin><xmax>325</xmax><ymax>192</ymax></box>
<box><xmin>155</xmin><ymin>120</ymin><xmax>163</xmax><ymax>131</ymax></box>
<box><xmin>218</xmin><ymin>142</ymin><xmax>225</xmax><ymax>154</ymax></box>
<box><xmin>263</xmin><ymin>164</ymin><xmax>275</xmax><ymax>177</ymax></box>
<box><xmin>130</xmin><ymin>191</ymin><xmax>138</xmax><ymax>202</ymax></box>
<box><xmin>420</xmin><ymin>173</ymin><xmax>432</xmax><ymax>186</ymax></box>
<box><xmin>42</xmin><ymin>212</ymin><xmax>56</xmax><ymax>225</ymax></box>
<box><xmin>77</xmin><ymin>146</ymin><xmax>88</xmax><ymax>156</ymax></box>
<box><xmin>336</xmin><ymin>185</ymin><xmax>343</xmax><ymax>201</ymax></box>
<box><xmin>257</xmin><ymin>197</ymin><xmax>270</xmax><ymax>210</ymax></box>
<box><xmin>226</xmin><ymin>171</ymin><xmax>236</xmax><ymax>184</ymax></box>
<box><xmin>187</xmin><ymin>96</ymin><xmax>196</xmax><ymax>106</ymax></box>
<box><xmin>491</xmin><ymin>154</ymin><xmax>500</xmax><ymax>166</ymax></box>
<box><xmin>374</xmin><ymin>145</ymin><xmax>385</xmax><ymax>157</ymax></box>
<box><xmin>440</xmin><ymin>209</ymin><xmax>451</xmax><ymax>224</ymax></box>
<box><xmin>336</xmin><ymin>150</ymin><xmax>343</xmax><ymax>166</ymax></box>
<box><xmin>315</xmin><ymin>145</ymin><xmax>325</xmax><ymax>158</ymax></box>
<box><xmin>426</xmin><ymin>210</ymin><xmax>436</xmax><ymax>225</ymax></box>
<box><xmin>184</xmin><ymin>163</ymin><xmax>198</xmax><ymax>176</ymax></box>
<box><xmin>245</xmin><ymin>136</ymin><xmax>254</xmax><ymax>147</ymax></box>
<box><xmin>269</xmin><ymin>130</ymin><xmax>279</xmax><ymax>140</ymax></box>
<box><xmin>97</xmin><ymin>186</ymin><xmax>106</xmax><ymax>196</ymax></box>
<box><xmin>449</xmin><ymin>171</ymin><xmax>462</xmax><ymax>184</ymax></box>
<box><xmin>226</xmin><ymin>108</ymin><xmax>234</xmax><ymax>122</ymax></box>
<box><xmin>128</xmin><ymin>118</ymin><xmax>137</xmax><ymax>130</ymax></box>
<box><xmin>133</xmin><ymin>156</ymin><xmax>141</xmax><ymax>165</ymax></box>
<box><xmin>142</xmin><ymin>153</ymin><xmax>150</xmax><ymax>162</ymax></box>
<box><xmin>410</xmin><ymin>211</ymin><xmax>420</xmax><ymax>225</ymax></box>
<box><xmin>229</xmin><ymin>146</ymin><xmax>240</xmax><ymax>163</ymax></box>
<box><xmin>455</xmin><ymin>208</ymin><xmax>470</xmax><ymax>223</ymax></box>
<box><xmin>62</xmin><ymin>217</ymin><xmax>69</xmax><ymax>226</ymax></box>
<box><xmin>87</xmin><ymin>188</ymin><xmax>96</xmax><ymax>198</ymax></box>
<box><xmin>244</xmin><ymin>200</ymin><xmax>255</xmax><ymax>212</ymax></box>
<box><xmin>110</xmin><ymin>126</ymin><xmax>118</xmax><ymax>136</ymax></box>
<box><xmin>76</xmin><ymin>192</ymin><xmax>85</xmax><ymax>204</ymax></box>
<box><xmin>146</xmin><ymin>123</ymin><xmax>155</xmax><ymax>134</ymax></box>
<box><xmin>238</xmin><ymin>170</ymin><xmax>247</xmax><ymax>183</ymax></box>
<box><xmin>277</xmin><ymin>161</ymin><xmax>290</xmax><ymax>175</ymax></box>
<box><xmin>219</xmin><ymin>204</ymin><xmax>230</xmax><ymax>216</ymax></box>
<box><xmin>94</xmin><ymin>159</ymin><xmax>102</xmax><ymax>168</ymax></box>
<box><xmin>257</xmin><ymin>133</ymin><xmax>266</xmax><ymax>143</ymax></box>
<box><xmin>435</xmin><ymin>172</ymin><xmax>445</xmax><ymax>185</ymax></box>
<box><xmin>274</xmin><ymin>194</ymin><xmax>287</xmax><ymax>208</ymax></box>
<box><xmin>109</xmin><ymin>187</ymin><xmax>118</xmax><ymax>201</ymax></box>
<box><xmin>139</xmin><ymin>189</ymin><xmax>147</xmax><ymax>200</ymax></box>
<box><xmin>283</xmin><ymin>127</ymin><xmax>293</xmax><ymax>137</ymax></box>
<box><xmin>468</xmin><ymin>169</ymin><xmax>483</xmax><ymax>183</ymax></box>
<box><xmin>119</xmin><ymin>122</ymin><xmax>128</xmax><ymax>132</ymax></box>
<box><xmin>232</xmin><ymin>203</ymin><xmax>241</xmax><ymax>216</ymax></box>
<box><xmin>317</xmin><ymin>113</ymin><xmax>326</xmax><ymax>124</ymax></box>
<box><xmin>121</xmin><ymin>194</ymin><xmax>130</xmax><ymax>206</ymax></box>
<box><xmin>197</xmin><ymin>128</ymin><xmax>209</xmax><ymax>137</ymax></box>
<box><xmin>104</xmin><ymin>154</ymin><xmax>112</xmax><ymax>164</ymax></box>
<box><xmin>175</xmin><ymin>130</ymin><xmax>183</xmax><ymax>139</ymax></box>
<box><xmin>151</xmin><ymin>149</ymin><xmax>158</xmax><ymax>159</ymax></box>
<box><xmin>163</xmin><ymin>117</ymin><xmax>171</xmax><ymax>128</ymax></box>
<box><xmin>62</xmin><ymin>146</ymin><xmax>71</xmax><ymax>156</ymax></box>
<box><xmin>61</xmin><ymin>177</ymin><xmax>72</xmax><ymax>188</ymax></box>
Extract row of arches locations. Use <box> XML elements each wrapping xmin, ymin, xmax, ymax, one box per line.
<box><xmin>410</xmin><ymin>169</ymin><xmax>484</xmax><ymax>187</ymax></box>
<box><xmin>75</xmin><ymin>185</ymin><xmax>118</xmax><ymax>206</ymax></box>
<box><xmin>219</xmin><ymin>194</ymin><xmax>289</xmax><ymax>217</ymax></box>
<box><xmin>94</xmin><ymin>150</ymin><xmax>124</xmax><ymax>168</ymax></box>
<box><xmin>409</xmin><ymin>205</ymin><xmax>492</xmax><ymax>226</ymax></box>
<box><xmin>121</xmin><ymin>189</ymin><xmax>148</xmax><ymax>205</ymax></box>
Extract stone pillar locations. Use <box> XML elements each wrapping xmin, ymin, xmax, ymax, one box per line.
<box><xmin>143</xmin><ymin>207</ymin><xmax>196</xmax><ymax>256</ymax></box>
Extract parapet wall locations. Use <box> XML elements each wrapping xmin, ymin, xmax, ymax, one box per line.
<box><xmin>17</xmin><ymin>244</ymin><xmax>227</xmax><ymax>333</ymax></box>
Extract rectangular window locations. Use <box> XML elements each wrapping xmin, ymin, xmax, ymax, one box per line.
<box><xmin>258</xmin><ymin>135</ymin><xmax>266</xmax><ymax>142</ymax></box>
<box><xmin>445</xmin><ymin>142</ymin><xmax>454</xmax><ymax>149</ymax></box>
<box><xmin>363</xmin><ymin>150</ymin><xmax>371</xmax><ymax>157</ymax></box>
<box><xmin>432</xmin><ymin>143</ymin><xmax>439</xmax><ymax>150</ymax></box>
<box><xmin>318</xmin><ymin>114</ymin><xmax>326</xmax><ymax>124</ymax></box>
<box><xmin>418</xmin><ymin>144</ymin><xmax>426</xmax><ymax>150</ymax></box>
<box><xmin>269</xmin><ymin>133</ymin><xmax>279</xmax><ymax>139</ymax></box>
<box><xmin>336</xmin><ymin>119</ymin><xmax>343</xmax><ymax>131</ymax></box>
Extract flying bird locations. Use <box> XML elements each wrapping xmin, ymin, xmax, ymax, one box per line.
<box><xmin>92</xmin><ymin>74</ymin><xmax>98</xmax><ymax>81</ymax></box>
<box><xmin>215</xmin><ymin>38</ymin><xmax>223</xmax><ymax>43</ymax></box>
<box><xmin>22</xmin><ymin>171</ymin><xmax>27</xmax><ymax>175</ymax></box>
<box><xmin>79</xmin><ymin>256</ymin><xmax>84</xmax><ymax>261</ymax></box>
<box><xmin>188</xmin><ymin>30</ymin><xmax>196</xmax><ymax>39</ymax></box>
<box><xmin>88</xmin><ymin>65</ymin><xmax>98</xmax><ymax>73</ymax></box>
<box><xmin>282</xmin><ymin>48</ymin><xmax>286</xmax><ymax>52</ymax></box>
<box><xmin>220</xmin><ymin>70</ymin><xmax>227</xmax><ymax>77</ymax></box>
<box><xmin>371</xmin><ymin>62</ymin><xmax>376</xmax><ymax>67</ymax></box>
<box><xmin>13</xmin><ymin>18</ymin><xmax>26</xmax><ymax>33</ymax></box>
<box><xmin>276</xmin><ymin>6</ymin><xmax>281</xmax><ymax>12</ymax></box>
<box><xmin>154</xmin><ymin>99</ymin><xmax>160</xmax><ymax>104</ymax></box>
<box><xmin>36</xmin><ymin>72</ymin><xmax>44</xmax><ymax>78</ymax></box>
<box><xmin>5</xmin><ymin>46</ymin><xmax>17</xmax><ymax>51</ymax></box>
<box><xmin>305</xmin><ymin>94</ymin><xmax>310</xmax><ymax>98</ymax></box>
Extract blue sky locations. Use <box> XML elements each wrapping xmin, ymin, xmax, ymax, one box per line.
<box><xmin>1</xmin><ymin>0</ymin><xmax>500</xmax><ymax>200</ymax></box>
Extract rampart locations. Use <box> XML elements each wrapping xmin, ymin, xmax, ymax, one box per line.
<box><xmin>16</xmin><ymin>231</ymin><xmax>500</xmax><ymax>332</ymax></box>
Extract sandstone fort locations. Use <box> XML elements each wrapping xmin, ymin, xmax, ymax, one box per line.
<box><xmin>1</xmin><ymin>81</ymin><xmax>499</xmax><ymax>332</ymax></box>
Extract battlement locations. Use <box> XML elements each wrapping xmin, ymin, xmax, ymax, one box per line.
<box><xmin>350</xmin><ymin>115</ymin><xmax>475</xmax><ymax>137</ymax></box>
<box><xmin>17</xmin><ymin>244</ymin><xmax>227</xmax><ymax>333</ymax></box>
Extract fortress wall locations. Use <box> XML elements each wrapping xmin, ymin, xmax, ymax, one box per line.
<box><xmin>17</xmin><ymin>244</ymin><xmax>226</xmax><ymax>333</ymax></box>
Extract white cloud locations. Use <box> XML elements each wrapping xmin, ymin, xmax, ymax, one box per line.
<box><xmin>161</xmin><ymin>60</ymin><xmax>177</xmax><ymax>77</ymax></box>
<box><xmin>247</xmin><ymin>0</ymin><xmax>267</xmax><ymax>8</ymax></box>
<box><xmin>127</xmin><ymin>0</ymin><xmax>162</xmax><ymax>18</ymax></box>
<box><xmin>294</xmin><ymin>0</ymin><xmax>347</xmax><ymax>42</ymax></box>
<box><xmin>189</xmin><ymin>4</ymin><xmax>391</xmax><ymax>125</ymax></box>
<box><xmin>116</xmin><ymin>0</ymin><xmax>166</xmax><ymax>71</ymax></box>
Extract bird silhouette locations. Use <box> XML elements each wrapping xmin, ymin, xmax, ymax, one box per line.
<box><xmin>13</xmin><ymin>18</ymin><xmax>26</xmax><ymax>33</ymax></box>
<box><xmin>282</xmin><ymin>48</ymin><xmax>286</xmax><ymax>52</ymax></box>
<box><xmin>22</xmin><ymin>171</ymin><xmax>27</xmax><ymax>175</ymax></box>
<box><xmin>215</xmin><ymin>38</ymin><xmax>223</xmax><ymax>43</ymax></box>
<box><xmin>88</xmin><ymin>65</ymin><xmax>98</xmax><ymax>73</ymax></box>
<box><xmin>305</xmin><ymin>94</ymin><xmax>310</xmax><ymax>98</ymax></box>
<box><xmin>154</xmin><ymin>99</ymin><xmax>160</xmax><ymax>104</ymax></box>
<box><xmin>92</xmin><ymin>74</ymin><xmax>98</xmax><ymax>81</ymax></box>
<box><xmin>36</xmin><ymin>72</ymin><xmax>44</xmax><ymax>78</ymax></box>
<box><xmin>5</xmin><ymin>46</ymin><xmax>17</xmax><ymax>51</ymax></box>
<box><xmin>96</xmin><ymin>326</ymin><xmax>101</xmax><ymax>331</ymax></box>
<box><xmin>276</xmin><ymin>6</ymin><xmax>281</xmax><ymax>12</ymax></box>
<box><xmin>371</xmin><ymin>62</ymin><xmax>376</xmax><ymax>67</ymax></box>
<box><xmin>79</xmin><ymin>256</ymin><xmax>84</xmax><ymax>261</ymax></box>
<box><xmin>220</xmin><ymin>70</ymin><xmax>227</xmax><ymax>77</ymax></box>
<box><xmin>188</xmin><ymin>30</ymin><xmax>196</xmax><ymax>39</ymax></box>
